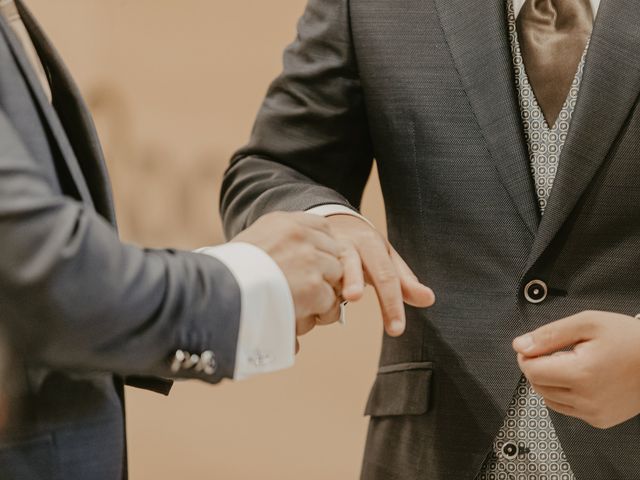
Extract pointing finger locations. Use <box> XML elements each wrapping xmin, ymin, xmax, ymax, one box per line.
<box><xmin>390</xmin><ymin>248</ymin><xmax>435</xmax><ymax>308</ymax></box>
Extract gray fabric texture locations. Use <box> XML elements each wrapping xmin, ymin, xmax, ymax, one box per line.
<box><xmin>0</xmin><ymin>1</ymin><xmax>243</xmax><ymax>478</ymax></box>
<box><xmin>221</xmin><ymin>0</ymin><xmax>640</xmax><ymax>478</ymax></box>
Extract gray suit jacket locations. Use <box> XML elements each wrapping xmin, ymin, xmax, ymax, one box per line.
<box><xmin>221</xmin><ymin>0</ymin><xmax>640</xmax><ymax>478</ymax></box>
<box><xmin>0</xmin><ymin>2</ymin><xmax>242</xmax><ymax>479</ymax></box>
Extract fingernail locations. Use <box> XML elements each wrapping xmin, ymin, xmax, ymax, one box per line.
<box><xmin>390</xmin><ymin>320</ymin><xmax>405</xmax><ymax>335</ymax></box>
<box><xmin>343</xmin><ymin>284</ymin><xmax>363</xmax><ymax>298</ymax></box>
<box><xmin>513</xmin><ymin>334</ymin><xmax>535</xmax><ymax>353</ymax></box>
<box><xmin>425</xmin><ymin>287</ymin><xmax>436</xmax><ymax>301</ymax></box>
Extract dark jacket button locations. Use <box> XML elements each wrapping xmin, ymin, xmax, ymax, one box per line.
<box><xmin>524</xmin><ymin>279</ymin><xmax>548</xmax><ymax>304</ymax></box>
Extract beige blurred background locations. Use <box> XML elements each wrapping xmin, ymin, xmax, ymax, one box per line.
<box><xmin>26</xmin><ymin>1</ymin><xmax>387</xmax><ymax>478</ymax></box>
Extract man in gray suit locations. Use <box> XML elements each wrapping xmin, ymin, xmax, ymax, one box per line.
<box><xmin>222</xmin><ymin>0</ymin><xmax>640</xmax><ymax>478</ymax></box>
<box><xmin>0</xmin><ymin>1</ymin><xmax>350</xmax><ymax>479</ymax></box>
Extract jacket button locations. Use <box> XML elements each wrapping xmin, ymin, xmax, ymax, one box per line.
<box><xmin>524</xmin><ymin>279</ymin><xmax>548</xmax><ymax>304</ymax></box>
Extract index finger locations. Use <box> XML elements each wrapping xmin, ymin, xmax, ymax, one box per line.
<box><xmin>357</xmin><ymin>236</ymin><xmax>405</xmax><ymax>336</ymax></box>
<box><xmin>517</xmin><ymin>351</ymin><xmax>579</xmax><ymax>388</ymax></box>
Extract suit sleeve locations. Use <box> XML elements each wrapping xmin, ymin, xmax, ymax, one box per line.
<box><xmin>220</xmin><ymin>0</ymin><xmax>374</xmax><ymax>239</ymax></box>
<box><xmin>0</xmin><ymin>111</ymin><xmax>240</xmax><ymax>384</ymax></box>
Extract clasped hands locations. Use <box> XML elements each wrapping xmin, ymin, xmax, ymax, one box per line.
<box><xmin>232</xmin><ymin>212</ymin><xmax>436</xmax><ymax>347</ymax></box>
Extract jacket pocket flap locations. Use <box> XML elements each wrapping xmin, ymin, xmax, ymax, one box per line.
<box><xmin>364</xmin><ymin>362</ymin><xmax>433</xmax><ymax>417</ymax></box>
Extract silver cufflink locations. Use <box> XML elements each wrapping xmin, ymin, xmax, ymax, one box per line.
<box><xmin>181</xmin><ymin>353</ymin><xmax>200</xmax><ymax>370</ymax></box>
<box><xmin>170</xmin><ymin>349</ymin><xmax>187</xmax><ymax>373</ymax></box>
<box><xmin>194</xmin><ymin>350</ymin><xmax>217</xmax><ymax>375</ymax></box>
<box><xmin>170</xmin><ymin>349</ymin><xmax>217</xmax><ymax>375</ymax></box>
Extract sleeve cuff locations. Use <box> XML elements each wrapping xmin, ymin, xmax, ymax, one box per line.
<box><xmin>195</xmin><ymin>242</ymin><xmax>296</xmax><ymax>380</ymax></box>
<box><xmin>306</xmin><ymin>204</ymin><xmax>375</xmax><ymax>229</ymax></box>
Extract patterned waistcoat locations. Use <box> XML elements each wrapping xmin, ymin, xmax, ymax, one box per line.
<box><xmin>476</xmin><ymin>2</ymin><xmax>590</xmax><ymax>479</ymax></box>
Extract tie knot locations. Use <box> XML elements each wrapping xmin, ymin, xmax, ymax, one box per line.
<box><xmin>523</xmin><ymin>0</ymin><xmax>594</xmax><ymax>31</ymax></box>
<box><xmin>517</xmin><ymin>0</ymin><xmax>594</xmax><ymax>126</ymax></box>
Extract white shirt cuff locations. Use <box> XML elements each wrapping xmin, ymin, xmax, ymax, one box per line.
<box><xmin>306</xmin><ymin>204</ymin><xmax>375</xmax><ymax>229</ymax></box>
<box><xmin>195</xmin><ymin>242</ymin><xmax>295</xmax><ymax>380</ymax></box>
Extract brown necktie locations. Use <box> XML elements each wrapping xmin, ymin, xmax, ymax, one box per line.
<box><xmin>517</xmin><ymin>0</ymin><xmax>593</xmax><ymax>127</ymax></box>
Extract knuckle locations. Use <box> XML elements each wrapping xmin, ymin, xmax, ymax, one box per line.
<box><xmin>581</xmin><ymin>311</ymin><xmax>595</xmax><ymax>324</ymax></box>
<box><xmin>376</xmin><ymin>268</ymin><xmax>399</xmax><ymax>286</ymax></box>
<box><xmin>573</xmin><ymin>363</ymin><xmax>592</xmax><ymax>385</ymax></box>
<box><xmin>318</xmin><ymin>291</ymin><xmax>336</xmax><ymax>313</ymax></box>
<box><xmin>580</xmin><ymin>398</ymin><xmax>599</xmax><ymax>418</ymax></box>
<box><xmin>580</xmin><ymin>311</ymin><xmax>601</xmax><ymax>332</ymax></box>
<box><xmin>288</xmin><ymin>224</ymin><xmax>307</xmax><ymax>241</ymax></box>
<box><xmin>297</xmin><ymin>282</ymin><xmax>318</xmax><ymax>303</ymax></box>
<box><xmin>314</xmin><ymin>216</ymin><xmax>330</xmax><ymax>230</ymax></box>
<box><xmin>342</xmin><ymin>247</ymin><xmax>361</xmax><ymax>266</ymax></box>
<box><xmin>586</xmin><ymin>413</ymin><xmax>611</xmax><ymax>430</ymax></box>
<box><xmin>308</xmin><ymin>275</ymin><xmax>324</xmax><ymax>291</ymax></box>
<box><xmin>331</xmin><ymin>255</ymin><xmax>344</xmax><ymax>272</ymax></box>
<box><xmin>538</xmin><ymin>328</ymin><xmax>556</xmax><ymax>348</ymax></box>
<box><xmin>338</xmin><ymin>241</ymin><xmax>355</xmax><ymax>256</ymax></box>
<box><xmin>362</xmin><ymin>228</ymin><xmax>381</xmax><ymax>243</ymax></box>
<box><xmin>299</xmin><ymin>244</ymin><xmax>316</xmax><ymax>260</ymax></box>
<box><xmin>384</xmin><ymin>304</ymin><xmax>405</xmax><ymax>321</ymax></box>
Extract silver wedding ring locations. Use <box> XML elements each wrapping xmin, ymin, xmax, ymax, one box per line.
<box><xmin>339</xmin><ymin>301</ymin><xmax>348</xmax><ymax>325</ymax></box>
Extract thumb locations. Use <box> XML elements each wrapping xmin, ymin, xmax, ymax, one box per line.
<box><xmin>513</xmin><ymin>313</ymin><xmax>595</xmax><ymax>357</ymax></box>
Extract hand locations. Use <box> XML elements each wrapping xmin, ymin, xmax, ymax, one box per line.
<box><xmin>327</xmin><ymin>215</ymin><xmax>435</xmax><ymax>337</ymax></box>
<box><xmin>513</xmin><ymin>311</ymin><xmax>640</xmax><ymax>429</ymax></box>
<box><xmin>232</xmin><ymin>212</ymin><xmax>344</xmax><ymax>340</ymax></box>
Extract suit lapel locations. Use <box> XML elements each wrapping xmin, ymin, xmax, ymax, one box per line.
<box><xmin>15</xmin><ymin>0</ymin><xmax>116</xmax><ymax>224</ymax></box>
<box><xmin>0</xmin><ymin>4</ymin><xmax>94</xmax><ymax>209</ymax></box>
<box><xmin>524</xmin><ymin>0</ymin><xmax>640</xmax><ymax>270</ymax></box>
<box><xmin>433</xmin><ymin>0</ymin><xmax>539</xmax><ymax>235</ymax></box>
